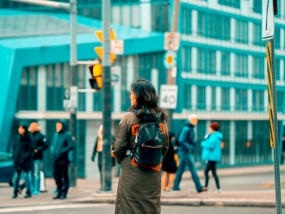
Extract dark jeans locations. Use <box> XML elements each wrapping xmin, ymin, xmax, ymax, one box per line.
<box><xmin>53</xmin><ymin>160</ymin><xmax>70</xmax><ymax>196</ymax></box>
<box><xmin>204</xmin><ymin>161</ymin><xmax>220</xmax><ymax>189</ymax></box>
<box><xmin>173</xmin><ymin>151</ymin><xmax>203</xmax><ymax>192</ymax></box>
<box><xmin>14</xmin><ymin>168</ymin><xmax>32</xmax><ymax>195</ymax></box>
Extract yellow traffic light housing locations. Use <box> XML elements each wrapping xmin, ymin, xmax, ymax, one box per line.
<box><xmin>89</xmin><ymin>64</ymin><xmax>103</xmax><ymax>90</ymax></box>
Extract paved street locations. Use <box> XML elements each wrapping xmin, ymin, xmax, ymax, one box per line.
<box><xmin>1</xmin><ymin>165</ymin><xmax>285</xmax><ymax>213</ymax></box>
<box><xmin>0</xmin><ymin>203</ymin><xmax>278</xmax><ymax>214</ymax></box>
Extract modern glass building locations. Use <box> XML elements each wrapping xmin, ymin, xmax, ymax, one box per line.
<box><xmin>1</xmin><ymin>0</ymin><xmax>284</xmax><ymax>178</ymax></box>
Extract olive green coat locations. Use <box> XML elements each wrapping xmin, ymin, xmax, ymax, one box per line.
<box><xmin>113</xmin><ymin>112</ymin><xmax>169</xmax><ymax>214</ymax></box>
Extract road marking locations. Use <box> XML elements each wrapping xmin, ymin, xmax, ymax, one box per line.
<box><xmin>0</xmin><ymin>203</ymin><xmax>110</xmax><ymax>213</ymax></box>
<box><xmin>257</xmin><ymin>182</ymin><xmax>274</xmax><ymax>188</ymax></box>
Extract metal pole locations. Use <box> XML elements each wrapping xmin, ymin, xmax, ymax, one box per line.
<box><xmin>266</xmin><ymin>38</ymin><xmax>282</xmax><ymax>214</ymax></box>
<box><xmin>69</xmin><ymin>0</ymin><xmax>78</xmax><ymax>187</ymax></box>
<box><xmin>166</xmin><ymin>0</ymin><xmax>180</xmax><ymax>130</ymax></box>
<box><xmin>101</xmin><ymin>0</ymin><xmax>112</xmax><ymax>192</ymax></box>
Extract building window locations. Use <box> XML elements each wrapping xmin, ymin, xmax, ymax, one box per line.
<box><xmin>17</xmin><ymin>67</ymin><xmax>38</xmax><ymax>111</ymax></box>
<box><xmin>197</xmin><ymin>12</ymin><xmax>230</xmax><ymax>40</ymax></box>
<box><xmin>182</xmin><ymin>46</ymin><xmax>191</xmax><ymax>72</ymax></box>
<box><xmin>252</xmin><ymin>90</ymin><xmax>264</xmax><ymax>112</ymax></box>
<box><xmin>183</xmin><ymin>84</ymin><xmax>192</xmax><ymax>109</ymax></box>
<box><xmin>235</xmin><ymin>54</ymin><xmax>248</xmax><ymax>78</ymax></box>
<box><xmin>235</xmin><ymin>20</ymin><xmax>248</xmax><ymax>44</ymax></box>
<box><xmin>275</xmin><ymin>27</ymin><xmax>281</xmax><ymax>49</ymax></box>
<box><xmin>211</xmin><ymin>87</ymin><xmax>216</xmax><ymax>111</ymax></box>
<box><xmin>197</xmin><ymin>86</ymin><xmax>206</xmax><ymax>110</ymax></box>
<box><xmin>197</xmin><ymin>48</ymin><xmax>216</xmax><ymax>75</ymax></box>
<box><xmin>46</xmin><ymin>64</ymin><xmax>65</xmax><ymax>111</ymax></box>
<box><xmin>252</xmin><ymin>56</ymin><xmax>265</xmax><ymax>79</ymax></box>
<box><xmin>277</xmin><ymin>92</ymin><xmax>284</xmax><ymax>113</ymax></box>
<box><xmin>221</xmin><ymin>51</ymin><xmax>230</xmax><ymax>76</ymax></box>
<box><xmin>181</xmin><ymin>7</ymin><xmax>191</xmax><ymax>35</ymax></box>
<box><xmin>151</xmin><ymin>2</ymin><xmax>169</xmax><ymax>32</ymax></box>
<box><xmin>218</xmin><ymin>0</ymin><xmax>240</xmax><ymax>8</ymax></box>
<box><xmin>235</xmin><ymin>89</ymin><xmax>248</xmax><ymax>111</ymax></box>
<box><xmin>253</xmin><ymin>0</ymin><xmax>262</xmax><ymax>13</ymax></box>
<box><xmin>275</xmin><ymin>58</ymin><xmax>281</xmax><ymax>81</ymax></box>
<box><xmin>221</xmin><ymin>88</ymin><xmax>230</xmax><ymax>111</ymax></box>
<box><xmin>252</xmin><ymin>22</ymin><xmax>263</xmax><ymax>46</ymax></box>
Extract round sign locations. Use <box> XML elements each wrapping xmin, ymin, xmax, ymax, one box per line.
<box><xmin>163</xmin><ymin>51</ymin><xmax>177</xmax><ymax>69</ymax></box>
<box><xmin>164</xmin><ymin>32</ymin><xmax>180</xmax><ymax>51</ymax></box>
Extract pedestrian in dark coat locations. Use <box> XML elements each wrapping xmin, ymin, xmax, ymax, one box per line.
<box><xmin>51</xmin><ymin>120</ymin><xmax>73</xmax><ymax>200</ymax></box>
<box><xmin>112</xmin><ymin>79</ymin><xmax>169</xmax><ymax>214</ymax></box>
<box><xmin>12</xmin><ymin>123</ymin><xmax>34</xmax><ymax>198</ymax></box>
<box><xmin>162</xmin><ymin>132</ymin><xmax>177</xmax><ymax>191</ymax></box>
<box><xmin>29</xmin><ymin>122</ymin><xmax>48</xmax><ymax>195</ymax></box>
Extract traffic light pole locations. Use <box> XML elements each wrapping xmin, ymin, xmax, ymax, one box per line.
<box><xmin>166</xmin><ymin>0</ymin><xmax>180</xmax><ymax>130</ymax></box>
<box><xmin>101</xmin><ymin>0</ymin><xmax>112</xmax><ymax>192</ymax></box>
<box><xmin>69</xmin><ymin>0</ymin><xmax>78</xmax><ymax>187</ymax></box>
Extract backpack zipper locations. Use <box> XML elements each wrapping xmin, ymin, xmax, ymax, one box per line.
<box><xmin>141</xmin><ymin>144</ymin><xmax>162</xmax><ymax>148</ymax></box>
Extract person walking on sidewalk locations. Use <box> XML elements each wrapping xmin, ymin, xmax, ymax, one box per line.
<box><xmin>112</xmin><ymin>79</ymin><xmax>169</xmax><ymax>214</ymax></box>
<box><xmin>91</xmin><ymin>125</ymin><xmax>104</xmax><ymax>186</ymax></box>
<box><xmin>51</xmin><ymin>120</ymin><xmax>74</xmax><ymax>200</ymax></box>
<box><xmin>201</xmin><ymin>122</ymin><xmax>223</xmax><ymax>192</ymax></box>
<box><xmin>172</xmin><ymin>114</ymin><xmax>207</xmax><ymax>193</ymax></box>
<box><xmin>12</xmin><ymin>123</ymin><xmax>34</xmax><ymax>199</ymax></box>
<box><xmin>29</xmin><ymin>122</ymin><xmax>48</xmax><ymax>195</ymax></box>
<box><xmin>161</xmin><ymin>132</ymin><xmax>177</xmax><ymax>191</ymax></box>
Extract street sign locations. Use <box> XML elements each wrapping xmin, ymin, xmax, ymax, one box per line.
<box><xmin>164</xmin><ymin>32</ymin><xmax>180</xmax><ymax>51</ymax></box>
<box><xmin>63</xmin><ymin>86</ymin><xmax>78</xmax><ymax>112</ymax></box>
<box><xmin>262</xmin><ymin>0</ymin><xmax>274</xmax><ymax>40</ymax></box>
<box><xmin>163</xmin><ymin>50</ymin><xmax>177</xmax><ymax>69</ymax></box>
<box><xmin>111</xmin><ymin>66</ymin><xmax>121</xmax><ymax>86</ymax></box>
<box><xmin>160</xmin><ymin>85</ymin><xmax>178</xmax><ymax>109</ymax></box>
<box><xmin>111</xmin><ymin>39</ymin><xmax>124</xmax><ymax>55</ymax></box>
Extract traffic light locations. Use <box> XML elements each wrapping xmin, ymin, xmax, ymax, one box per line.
<box><xmin>89</xmin><ymin>64</ymin><xmax>103</xmax><ymax>90</ymax></box>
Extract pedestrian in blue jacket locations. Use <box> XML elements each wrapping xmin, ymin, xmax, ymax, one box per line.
<box><xmin>201</xmin><ymin>122</ymin><xmax>223</xmax><ymax>192</ymax></box>
<box><xmin>173</xmin><ymin>114</ymin><xmax>207</xmax><ymax>193</ymax></box>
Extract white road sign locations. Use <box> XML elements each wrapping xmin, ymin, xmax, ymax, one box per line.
<box><xmin>160</xmin><ymin>85</ymin><xmax>178</xmax><ymax>109</ymax></box>
<box><xmin>63</xmin><ymin>86</ymin><xmax>78</xmax><ymax>113</ymax></box>
<box><xmin>262</xmin><ymin>0</ymin><xmax>274</xmax><ymax>40</ymax></box>
<box><xmin>111</xmin><ymin>40</ymin><xmax>124</xmax><ymax>55</ymax></box>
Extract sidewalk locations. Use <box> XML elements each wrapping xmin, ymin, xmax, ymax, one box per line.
<box><xmin>1</xmin><ymin>165</ymin><xmax>285</xmax><ymax>209</ymax></box>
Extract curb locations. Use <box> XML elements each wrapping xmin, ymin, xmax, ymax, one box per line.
<box><xmin>71</xmin><ymin>197</ymin><xmax>285</xmax><ymax>208</ymax></box>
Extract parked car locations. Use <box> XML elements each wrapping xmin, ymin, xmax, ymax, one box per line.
<box><xmin>0</xmin><ymin>152</ymin><xmax>14</xmax><ymax>186</ymax></box>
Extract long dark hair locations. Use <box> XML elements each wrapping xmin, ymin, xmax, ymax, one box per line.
<box><xmin>129</xmin><ymin>79</ymin><xmax>167</xmax><ymax>121</ymax></box>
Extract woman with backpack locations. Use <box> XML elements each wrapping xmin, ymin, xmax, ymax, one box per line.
<box><xmin>112</xmin><ymin>79</ymin><xmax>169</xmax><ymax>214</ymax></box>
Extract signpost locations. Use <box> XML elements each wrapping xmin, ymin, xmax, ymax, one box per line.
<box><xmin>164</xmin><ymin>0</ymin><xmax>180</xmax><ymax>130</ymax></box>
<box><xmin>262</xmin><ymin>0</ymin><xmax>282</xmax><ymax>213</ymax></box>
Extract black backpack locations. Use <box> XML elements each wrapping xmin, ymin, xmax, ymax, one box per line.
<box><xmin>133</xmin><ymin>122</ymin><xmax>165</xmax><ymax>166</ymax></box>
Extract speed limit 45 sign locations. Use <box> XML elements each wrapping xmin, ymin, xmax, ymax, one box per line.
<box><xmin>160</xmin><ymin>85</ymin><xmax>178</xmax><ymax>109</ymax></box>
